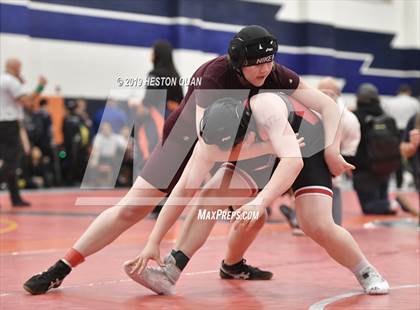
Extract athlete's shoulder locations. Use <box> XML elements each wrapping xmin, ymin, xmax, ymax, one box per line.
<box><xmin>192</xmin><ymin>55</ymin><xmax>231</xmax><ymax>88</ymax></box>
<box><xmin>193</xmin><ymin>55</ymin><xmax>229</xmax><ymax>77</ymax></box>
<box><xmin>250</xmin><ymin>93</ymin><xmax>289</xmax><ymax>118</ymax></box>
<box><xmin>269</xmin><ymin>63</ymin><xmax>300</xmax><ymax>90</ymax></box>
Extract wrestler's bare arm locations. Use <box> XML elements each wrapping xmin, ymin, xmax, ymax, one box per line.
<box><xmin>293</xmin><ymin>79</ymin><xmax>354</xmax><ymax>176</ymax></box>
<box><xmin>245</xmin><ymin>93</ymin><xmax>303</xmax><ymax>208</ymax></box>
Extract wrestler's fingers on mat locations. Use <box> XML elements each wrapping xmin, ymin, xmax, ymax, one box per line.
<box><xmin>132</xmin><ymin>258</ymin><xmax>144</xmax><ymax>274</ymax></box>
<box><xmin>138</xmin><ymin>258</ymin><xmax>149</xmax><ymax>274</ymax></box>
<box><xmin>156</xmin><ymin>257</ymin><xmax>164</xmax><ymax>267</ymax></box>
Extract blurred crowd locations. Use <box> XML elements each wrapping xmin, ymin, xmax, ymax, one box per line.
<box><xmin>0</xmin><ymin>40</ymin><xmax>183</xmax><ymax>208</ymax></box>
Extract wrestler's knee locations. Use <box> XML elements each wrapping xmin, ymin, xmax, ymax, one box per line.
<box><xmin>300</xmin><ymin>220</ymin><xmax>334</xmax><ymax>243</ymax></box>
<box><xmin>114</xmin><ymin>204</ymin><xmax>153</xmax><ymax>222</ymax></box>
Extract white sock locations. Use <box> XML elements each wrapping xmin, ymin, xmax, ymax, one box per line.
<box><xmin>351</xmin><ymin>259</ymin><xmax>371</xmax><ymax>275</ymax></box>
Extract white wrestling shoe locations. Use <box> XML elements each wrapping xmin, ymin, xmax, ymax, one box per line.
<box><xmin>124</xmin><ymin>254</ymin><xmax>180</xmax><ymax>295</ymax></box>
<box><xmin>356</xmin><ymin>266</ymin><xmax>390</xmax><ymax>295</ymax></box>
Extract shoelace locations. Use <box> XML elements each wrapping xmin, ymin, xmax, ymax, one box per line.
<box><xmin>360</xmin><ymin>267</ymin><xmax>384</xmax><ymax>283</ymax></box>
<box><xmin>244</xmin><ymin>264</ymin><xmax>263</xmax><ymax>273</ymax></box>
<box><xmin>35</xmin><ymin>268</ymin><xmax>56</xmax><ymax>281</ymax></box>
<box><xmin>238</xmin><ymin>259</ymin><xmax>263</xmax><ymax>273</ymax></box>
<box><xmin>36</xmin><ymin>264</ymin><xmax>67</xmax><ymax>282</ymax></box>
<box><xmin>148</xmin><ymin>266</ymin><xmax>162</xmax><ymax>271</ymax></box>
<box><xmin>367</xmin><ymin>271</ymin><xmax>383</xmax><ymax>282</ymax></box>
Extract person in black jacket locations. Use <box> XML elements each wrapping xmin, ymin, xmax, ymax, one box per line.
<box><xmin>142</xmin><ymin>40</ymin><xmax>184</xmax><ymax>216</ymax></box>
<box><xmin>352</xmin><ymin>83</ymin><xmax>402</xmax><ymax>214</ymax></box>
<box><xmin>62</xmin><ymin>100</ymin><xmax>90</xmax><ymax>185</ymax></box>
<box><xmin>395</xmin><ymin>112</ymin><xmax>420</xmax><ymax>216</ymax></box>
<box><xmin>143</xmin><ymin>40</ymin><xmax>184</xmax><ymax>119</ymax></box>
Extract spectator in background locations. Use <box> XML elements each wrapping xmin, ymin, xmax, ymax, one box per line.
<box><xmin>133</xmin><ymin>99</ymin><xmax>154</xmax><ymax>163</ymax></box>
<box><xmin>144</xmin><ymin>40</ymin><xmax>184</xmax><ymax>120</ymax></box>
<box><xmin>0</xmin><ymin>58</ymin><xmax>47</xmax><ymax>207</ymax></box>
<box><xmin>395</xmin><ymin>112</ymin><xmax>420</xmax><ymax>216</ymax></box>
<box><xmin>137</xmin><ymin>40</ymin><xmax>184</xmax><ymax>167</ymax></box>
<box><xmin>382</xmin><ymin>85</ymin><xmax>420</xmax><ymax>189</ymax></box>
<box><xmin>93</xmin><ymin>99</ymin><xmax>127</xmax><ymax>135</ymax></box>
<box><xmin>33</xmin><ymin>98</ymin><xmax>63</xmax><ymax>187</ymax></box>
<box><xmin>23</xmin><ymin>146</ymin><xmax>52</xmax><ymax>189</ymax></box>
<box><xmin>22</xmin><ymin>99</ymin><xmax>39</xmax><ymax>147</ymax></box>
<box><xmin>75</xmin><ymin>98</ymin><xmax>93</xmax><ymax>133</ymax></box>
<box><xmin>401</xmin><ymin>113</ymin><xmax>420</xmax><ymax>189</ymax></box>
<box><xmin>352</xmin><ymin>83</ymin><xmax>404</xmax><ymax>215</ymax></box>
<box><xmin>22</xmin><ymin>98</ymin><xmax>56</xmax><ymax>189</ymax></box>
<box><xmin>34</xmin><ymin>99</ymin><xmax>53</xmax><ymax>159</ymax></box>
<box><xmin>117</xmin><ymin>126</ymin><xmax>134</xmax><ymax>187</ymax></box>
<box><xmin>89</xmin><ymin>122</ymin><xmax>126</xmax><ymax>187</ymax></box>
<box><xmin>142</xmin><ymin>41</ymin><xmax>184</xmax><ymax>216</ymax></box>
<box><xmin>62</xmin><ymin>100</ymin><xmax>90</xmax><ymax>185</ymax></box>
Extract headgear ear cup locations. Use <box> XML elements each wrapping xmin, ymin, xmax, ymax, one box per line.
<box><xmin>269</xmin><ymin>35</ymin><xmax>278</xmax><ymax>52</ymax></box>
<box><xmin>228</xmin><ymin>37</ymin><xmax>246</xmax><ymax>71</ymax></box>
<box><xmin>200</xmin><ymin>98</ymin><xmax>249</xmax><ymax>149</ymax></box>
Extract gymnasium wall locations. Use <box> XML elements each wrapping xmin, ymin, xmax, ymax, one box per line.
<box><xmin>1</xmin><ymin>0</ymin><xmax>419</xmax><ymax>101</ymax></box>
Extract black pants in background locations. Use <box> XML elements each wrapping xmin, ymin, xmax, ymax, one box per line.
<box><xmin>395</xmin><ymin>130</ymin><xmax>405</xmax><ymax>188</ymax></box>
<box><xmin>353</xmin><ymin>171</ymin><xmax>394</xmax><ymax>215</ymax></box>
<box><xmin>0</xmin><ymin>121</ymin><xmax>24</xmax><ymax>203</ymax></box>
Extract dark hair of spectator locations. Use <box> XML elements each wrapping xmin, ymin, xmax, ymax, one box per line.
<box><xmin>152</xmin><ymin>40</ymin><xmax>179</xmax><ymax>78</ymax></box>
<box><xmin>39</xmin><ymin>98</ymin><xmax>48</xmax><ymax>107</ymax></box>
<box><xmin>65</xmin><ymin>99</ymin><xmax>77</xmax><ymax>111</ymax></box>
<box><xmin>398</xmin><ymin>84</ymin><xmax>411</xmax><ymax>94</ymax></box>
<box><xmin>357</xmin><ymin>83</ymin><xmax>380</xmax><ymax>106</ymax></box>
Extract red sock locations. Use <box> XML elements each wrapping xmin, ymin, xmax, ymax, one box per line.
<box><xmin>62</xmin><ymin>248</ymin><xmax>85</xmax><ymax>268</ymax></box>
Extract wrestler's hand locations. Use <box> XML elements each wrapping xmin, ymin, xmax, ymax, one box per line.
<box><xmin>296</xmin><ymin>133</ymin><xmax>305</xmax><ymax>149</ymax></box>
<box><xmin>324</xmin><ymin>146</ymin><xmax>355</xmax><ymax>177</ymax></box>
<box><xmin>232</xmin><ymin>202</ymin><xmax>265</xmax><ymax>231</ymax></box>
<box><xmin>125</xmin><ymin>242</ymin><xmax>163</xmax><ymax>275</ymax></box>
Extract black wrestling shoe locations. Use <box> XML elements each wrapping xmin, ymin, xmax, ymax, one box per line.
<box><xmin>12</xmin><ymin>199</ymin><xmax>31</xmax><ymax>207</ymax></box>
<box><xmin>220</xmin><ymin>259</ymin><xmax>273</xmax><ymax>280</ymax></box>
<box><xmin>279</xmin><ymin>204</ymin><xmax>299</xmax><ymax>229</ymax></box>
<box><xmin>23</xmin><ymin>260</ymin><xmax>71</xmax><ymax>295</ymax></box>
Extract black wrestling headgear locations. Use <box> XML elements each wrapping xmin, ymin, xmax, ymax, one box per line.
<box><xmin>228</xmin><ymin>25</ymin><xmax>278</xmax><ymax>72</ymax></box>
<box><xmin>199</xmin><ymin>97</ymin><xmax>251</xmax><ymax>150</ymax></box>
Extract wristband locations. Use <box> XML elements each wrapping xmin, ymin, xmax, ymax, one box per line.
<box><xmin>35</xmin><ymin>85</ymin><xmax>44</xmax><ymax>94</ymax></box>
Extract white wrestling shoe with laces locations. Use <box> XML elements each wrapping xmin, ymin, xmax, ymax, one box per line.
<box><xmin>124</xmin><ymin>254</ymin><xmax>180</xmax><ymax>295</ymax></box>
<box><xmin>356</xmin><ymin>266</ymin><xmax>389</xmax><ymax>295</ymax></box>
